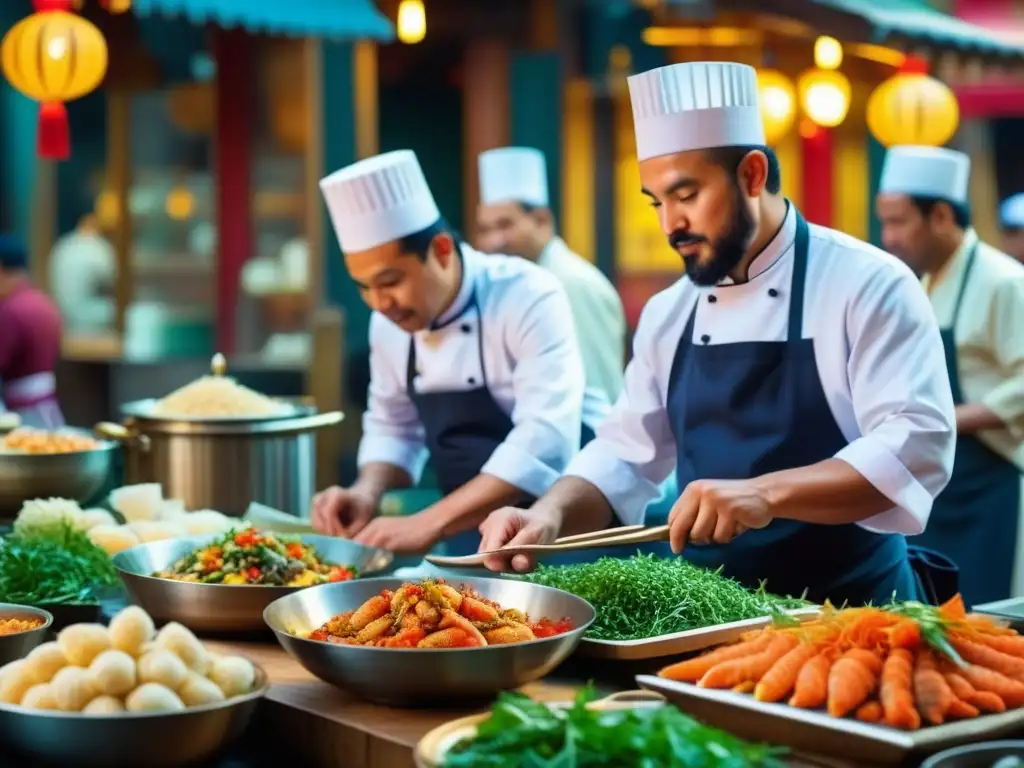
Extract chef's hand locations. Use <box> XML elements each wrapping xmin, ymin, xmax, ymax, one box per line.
<box><xmin>668</xmin><ymin>479</ymin><xmax>774</xmax><ymax>554</ymax></box>
<box><xmin>310</xmin><ymin>486</ymin><xmax>377</xmax><ymax>538</ymax></box>
<box><xmin>478</xmin><ymin>507</ymin><xmax>561</xmax><ymax>574</ymax></box>
<box><xmin>354</xmin><ymin>514</ymin><xmax>443</xmax><ymax>554</ymax></box>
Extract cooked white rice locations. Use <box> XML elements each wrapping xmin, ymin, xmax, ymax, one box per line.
<box><xmin>152</xmin><ymin>376</ymin><xmax>289</xmax><ymax>419</ymax></box>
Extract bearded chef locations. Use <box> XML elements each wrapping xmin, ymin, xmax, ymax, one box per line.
<box><xmin>999</xmin><ymin>193</ymin><xmax>1024</xmax><ymax>264</ymax></box>
<box><xmin>477</xmin><ymin>61</ymin><xmax>957</xmax><ymax>607</ymax></box>
<box><xmin>877</xmin><ymin>146</ymin><xmax>1024</xmax><ymax>606</ymax></box>
<box><xmin>0</xmin><ymin>234</ymin><xmax>65</xmax><ymax>428</ymax></box>
<box><xmin>310</xmin><ymin>150</ymin><xmax>604</xmax><ymax>556</ymax></box>
<box><xmin>476</xmin><ymin>147</ymin><xmax>627</xmax><ymax>407</ymax></box>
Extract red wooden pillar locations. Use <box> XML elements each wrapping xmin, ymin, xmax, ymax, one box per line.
<box><xmin>213</xmin><ymin>28</ymin><xmax>254</xmax><ymax>355</ymax></box>
<box><xmin>800</xmin><ymin>120</ymin><xmax>833</xmax><ymax>228</ymax></box>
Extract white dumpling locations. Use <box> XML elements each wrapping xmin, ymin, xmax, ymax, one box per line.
<box><xmin>155</xmin><ymin>622</ymin><xmax>208</xmax><ymax>674</ymax></box>
<box><xmin>51</xmin><ymin>666</ymin><xmax>98</xmax><ymax>712</ymax></box>
<box><xmin>137</xmin><ymin>650</ymin><xmax>188</xmax><ymax>691</ymax></box>
<box><xmin>178</xmin><ymin>672</ymin><xmax>226</xmax><ymax>707</ymax></box>
<box><xmin>208</xmin><ymin>655</ymin><xmax>256</xmax><ymax>697</ymax></box>
<box><xmin>83</xmin><ymin>695</ymin><xmax>125</xmax><ymax>714</ymax></box>
<box><xmin>77</xmin><ymin>508</ymin><xmax>118</xmax><ymax>531</ymax></box>
<box><xmin>57</xmin><ymin>623</ymin><xmax>112</xmax><ymax>667</ymax></box>
<box><xmin>181</xmin><ymin>510</ymin><xmax>233</xmax><ymax>536</ymax></box>
<box><xmin>22</xmin><ymin>642</ymin><xmax>67</xmax><ymax>683</ymax></box>
<box><xmin>87</xmin><ymin>524</ymin><xmax>140</xmax><ymax>556</ymax></box>
<box><xmin>127</xmin><ymin>521</ymin><xmax>186</xmax><ymax>544</ymax></box>
<box><xmin>108</xmin><ymin>606</ymin><xmax>156</xmax><ymax>656</ymax></box>
<box><xmin>20</xmin><ymin>683</ymin><xmax>58</xmax><ymax>710</ymax></box>
<box><xmin>158</xmin><ymin>499</ymin><xmax>188</xmax><ymax>522</ymax></box>
<box><xmin>0</xmin><ymin>661</ymin><xmax>37</xmax><ymax>704</ymax></box>
<box><xmin>126</xmin><ymin>683</ymin><xmax>185</xmax><ymax>713</ymax></box>
<box><xmin>109</xmin><ymin>483</ymin><xmax>163</xmax><ymax>523</ymax></box>
<box><xmin>89</xmin><ymin>650</ymin><xmax>137</xmax><ymax>697</ymax></box>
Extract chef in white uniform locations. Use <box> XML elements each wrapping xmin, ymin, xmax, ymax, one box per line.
<box><xmin>49</xmin><ymin>215</ymin><xmax>116</xmax><ymax>334</ymax></box>
<box><xmin>476</xmin><ymin>147</ymin><xmax>627</xmax><ymax>407</ymax></box>
<box><xmin>877</xmin><ymin>146</ymin><xmax>1024</xmax><ymax>606</ymax></box>
<box><xmin>999</xmin><ymin>193</ymin><xmax>1024</xmax><ymax>264</ymax></box>
<box><xmin>310</xmin><ymin>150</ymin><xmax>598</xmax><ymax>555</ymax></box>
<box><xmin>477</xmin><ymin>61</ymin><xmax>957</xmax><ymax>608</ymax></box>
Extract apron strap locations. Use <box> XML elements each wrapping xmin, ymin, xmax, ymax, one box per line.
<box><xmin>787</xmin><ymin>212</ymin><xmax>811</xmax><ymax>343</ymax></box>
<box><xmin>949</xmin><ymin>241</ymin><xmax>980</xmax><ymax>331</ymax></box>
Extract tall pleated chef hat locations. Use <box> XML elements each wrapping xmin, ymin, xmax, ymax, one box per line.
<box><xmin>627</xmin><ymin>61</ymin><xmax>764</xmax><ymax>162</ymax></box>
<box><xmin>879</xmin><ymin>146</ymin><xmax>971</xmax><ymax>205</ymax></box>
<box><xmin>478</xmin><ymin>147</ymin><xmax>549</xmax><ymax>207</ymax></box>
<box><xmin>1000</xmin><ymin>193</ymin><xmax>1024</xmax><ymax>229</ymax></box>
<box><xmin>320</xmin><ymin>149</ymin><xmax>441</xmax><ymax>254</ymax></box>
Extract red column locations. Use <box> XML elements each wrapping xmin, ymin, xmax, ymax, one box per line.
<box><xmin>800</xmin><ymin>121</ymin><xmax>833</xmax><ymax>228</ymax></box>
<box><xmin>213</xmin><ymin>28</ymin><xmax>253</xmax><ymax>355</ymax></box>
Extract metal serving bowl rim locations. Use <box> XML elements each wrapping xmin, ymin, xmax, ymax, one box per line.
<box><xmin>113</xmin><ymin>533</ymin><xmax>387</xmax><ymax>591</ymax></box>
<box><xmin>263</xmin><ymin>576</ymin><xmax>598</xmax><ymax>654</ymax></box>
<box><xmin>0</xmin><ymin>429</ymin><xmax>119</xmax><ymax>457</ymax></box>
<box><xmin>0</xmin><ymin>659</ymin><xmax>269</xmax><ymax>720</ymax></box>
<box><xmin>0</xmin><ymin>603</ymin><xmax>54</xmax><ymax>634</ymax></box>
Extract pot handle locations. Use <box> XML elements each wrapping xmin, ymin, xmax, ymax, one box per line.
<box><xmin>94</xmin><ymin>422</ymin><xmax>151</xmax><ymax>452</ymax></box>
<box><xmin>257</xmin><ymin>410</ymin><xmax>345</xmax><ymax>437</ymax></box>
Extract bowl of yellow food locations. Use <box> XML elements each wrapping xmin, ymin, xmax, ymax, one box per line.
<box><xmin>113</xmin><ymin>530</ymin><xmax>393</xmax><ymax>632</ymax></box>
<box><xmin>0</xmin><ymin>605</ymin><xmax>52</xmax><ymax>666</ymax></box>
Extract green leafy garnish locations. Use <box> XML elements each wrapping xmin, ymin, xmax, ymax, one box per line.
<box><xmin>522</xmin><ymin>554</ymin><xmax>807</xmax><ymax>641</ymax></box>
<box><xmin>885</xmin><ymin>600</ymin><xmax>966</xmax><ymax>667</ymax></box>
<box><xmin>441</xmin><ymin>685</ymin><xmax>788</xmax><ymax>768</ymax></box>
<box><xmin>0</xmin><ymin>523</ymin><xmax>117</xmax><ymax>605</ymax></box>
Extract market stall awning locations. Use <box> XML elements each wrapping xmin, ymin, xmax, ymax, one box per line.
<box><xmin>132</xmin><ymin>0</ymin><xmax>395</xmax><ymax>42</ymax></box>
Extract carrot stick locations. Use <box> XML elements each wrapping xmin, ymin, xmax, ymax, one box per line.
<box><xmin>951</xmin><ymin>637</ymin><xmax>1024</xmax><ymax>679</ymax></box>
<box><xmin>938</xmin><ymin>594</ymin><xmax>966</xmax><ymax>621</ymax></box>
<box><xmin>827</xmin><ymin>651</ymin><xmax>878</xmax><ymax>718</ymax></box>
<box><xmin>789</xmin><ymin>653</ymin><xmax>831</xmax><ymax>709</ymax></box>
<box><xmin>732</xmin><ymin>681</ymin><xmax>755</xmax><ymax>694</ymax></box>
<box><xmin>658</xmin><ymin>632</ymin><xmax>775</xmax><ymax>682</ymax></box>
<box><xmin>914</xmin><ymin>650</ymin><xmax>956</xmax><ymax>726</ymax></box>
<box><xmin>881</xmin><ymin>649</ymin><xmax>920</xmax><ymax>730</ymax></box>
<box><xmin>855</xmin><ymin>700</ymin><xmax>883</xmax><ymax>723</ymax></box>
<box><xmin>962</xmin><ymin>664</ymin><xmax>1024</xmax><ymax>707</ymax></box>
<box><xmin>754</xmin><ymin>641</ymin><xmax>820</xmax><ymax>702</ymax></box>
<box><xmin>944</xmin><ymin>672</ymin><xmax>1006</xmax><ymax>713</ymax></box>
<box><xmin>969</xmin><ymin>633</ymin><xmax>1024</xmax><ymax>660</ymax></box>
<box><xmin>843</xmin><ymin>648</ymin><xmax>883</xmax><ymax>675</ymax></box>
<box><xmin>698</xmin><ymin>634</ymin><xmax>798</xmax><ymax>690</ymax></box>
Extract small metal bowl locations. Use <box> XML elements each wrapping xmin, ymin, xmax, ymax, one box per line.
<box><xmin>920</xmin><ymin>741</ymin><xmax>1024</xmax><ymax>768</ymax></box>
<box><xmin>113</xmin><ymin>533</ymin><xmax>394</xmax><ymax>633</ymax></box>
<box><xmin>0</xmin><ymin>604</ymin><xmax>52</xmax><ymax>665</ymax></box>
<box><xmin>264</xmin><ymin>576</ymin><xmax>596</xmax><ymax>707</ymax></box>
<box><xmin>0</xmin><ymin>432</ymin><xmax>118</xmax><ymax>520</ymax></box>
<box><xmin>0</xmin><ymin>662</ymin><xmax>268</xmax><ymax>767</ymax></box>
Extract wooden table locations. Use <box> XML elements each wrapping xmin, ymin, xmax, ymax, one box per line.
<box><xmin>209</xmin><ymin>641</ymin><xmax>858</xmax><ymax>768</ymax></box>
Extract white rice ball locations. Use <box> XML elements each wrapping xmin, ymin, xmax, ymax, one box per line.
<box><xmin>20</xmin><ymin>683</ymin><xmax>58</xmax><ymax>710</ymax></box>
<box><xmin>57</xmin><ymin>623</ymin><xmax>112</xmax><ymax>667</ymax></box>
<box><xmin>127</xmin><ymin>520</ymin><xmax>187</xmax><ymax>544</ymax></box>
<box><xmin>208</xmin><ymin>655</ymin><xmax>255</xmax><ymax>697</ymax></box>
<box><xmin>155</xmin><ymin>622</ymin><xmax>208</xmax><ymax>674</ymax></box>
<box><xmin>77</xmin><ymin>508</ymin><xmax>118</xmax><ymax>531</ymax></box>
<box><xmin>87</xmin><ymin>524</ymin><xmax>140</xmax><ymax>556</ymax></box>
<box><xmin>51</xmin><ymin>666</ymin><xmax>98</xmax><ymax>712</ymax></box>
<box><xmin>137</xmin><ymin>650</ymin><xmax>188</xmax><ymax>691</ymax></box>
<box><xmin>178</xmin><ymin>672</ymin><xmax>226</xmax><ymax>707</ymax></box>
<box><xmin>126</xmin><ymin>683</ymin><xmax>184</xmax><ymax>713</ymax></box>
<box><xmin>89</xmin><ymin>650</ymin><xmax>137</xmax><ymax>697</ymax></box>
<box><xmin>109</xmin><ymin>484</ymin><xmax>163</xmax><ymax>523</ymax></box>
<box><xmin>22</xmin><ymin>642</ymin><xmax>67</xmax><ymax>684</ymax></box>
<box><xmin>82</xmin><ymin>695</ymin><xmax>125</xmax><ymax>714</ymax></box>
<box><xmin>108</xmin><ymin>606</ymin><xmax>156</xmax><ymax>656</ymax></box>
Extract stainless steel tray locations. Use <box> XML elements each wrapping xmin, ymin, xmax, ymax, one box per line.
<box><xmin>973</xmin><ymin>597</ymin><xmax>1024</xmax><ymax>625</ymax></box>
<box><xmin>638</xmin><ymin>675</ymin><xmax>1024</xmax><ymax>765</ymax></box>
<box><xmin>576</xmin><ymin>607</ymin><xmax>820</xmax><ymax>661</ymax></box>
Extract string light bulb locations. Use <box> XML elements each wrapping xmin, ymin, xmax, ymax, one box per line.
<box><xmin>397</xmin><ymin>0</ymin><xmax>426</xmax><ymax>45</ymax></box>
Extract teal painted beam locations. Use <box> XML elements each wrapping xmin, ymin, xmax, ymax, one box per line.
<box><xmin>510</xmin><ymin>52</ymin><xmax>562</xmax><ymax>225</ymax></box>
<box><xmin>0</xmin><ymin>0</ymin><xmax>34</xmax><ymax>241</ymax></box>
<box><xmin>868</xmin><ymin>136</ymin><xmax>886</xmax><ymax>248</ymax></box>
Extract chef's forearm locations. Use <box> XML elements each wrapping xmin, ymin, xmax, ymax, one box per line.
<box><xmin>753</xmin><ymin>458</ymin><xmax>893</xmax><ymax>525</ymax></box>
<box><xmin>956</xmin><ymin>402</ymin><xmax>1006</xmax><ymax>434</ymax></box>
<box><xmin>425</xmin><ymin>474</ymin><xmax>528</xmax><ymax>537</ymax></box>
<box><xmin>351</xmin><ymin>462</ymin><xmax>413</xmax><ymax>505</ymax></box>
<box><xmin>531</xmin><ymin>477</ymin><xmax>616</xmax><ymax>537</ymax></box>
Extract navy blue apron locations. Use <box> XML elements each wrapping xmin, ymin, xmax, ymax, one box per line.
<box><xmin>665</xmin><ymin>211</ymin><xmax>919</xmax><ymax>607</ymax></box>
<box><xmin>407</xmin><ymin>292</ymin><xmax>595</xmax><ymax>556</ymax></box>
<box><xmin>911</xmin><ymin>243</ymin><xmax>1021</xmax><ymax>608</ymax></box>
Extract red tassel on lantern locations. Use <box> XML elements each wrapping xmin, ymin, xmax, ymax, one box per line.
<box><xmin>900</xmin><ymin>56</ymin><xmax>930</xmax><ymax>75</ymax></box>
<box><xmin>33</xmin><ymin>0</ymin><xmax>70</xmax><ymax>11</ymax></box>
<box><xmin>38</xmin><ymin>102</ymin><xmax>70</xmax><ymax>160</ymax></box>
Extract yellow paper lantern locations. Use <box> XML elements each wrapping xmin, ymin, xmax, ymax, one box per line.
<box><xmin>798</xmin><ymin>68</ymin><xmax>850</xmax><ymax>128</ymax></box>
<box><xmin>866</xmin><ymin>71</ymin><xmax>960</xmax><ymax>148</ymax></box>
<box><xmin>757</xmin><ymin>69</ymin><xmax>796</xmax><ymax>145</ymax></box>
<box><xmin>397</xmin><ymin>0</ymin><xmax>426</xmax><ymax>44</ymax></box>
<box><xmin>0</xmin><ymin>9</ymin><xmax>108</xmax><ymax>159</ymax></box>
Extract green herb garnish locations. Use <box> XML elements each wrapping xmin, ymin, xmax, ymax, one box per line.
<box><xmin>0</xmin><ymin>523</ymin><xmax>117</xmax><ymax>605</ymax></box>
<box><xmin>442</xmin><ymin>685</ymin><xmax>787</xmax><ymax>768</ymax></box>
<box><xmin>884</xmin><ymin>599</ymin><xmax>966</xmax><ymax>667</ymax></box>
<box><xmin>522</xmin><ymin>554</ymin><xmax>806</xmax><ymax>642</ymax></box>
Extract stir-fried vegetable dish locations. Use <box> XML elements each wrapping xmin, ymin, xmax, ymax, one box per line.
<box><xmin>155</xmin><ymin>529</ymin><xmax>356</xmax><ymax>586</ymax></box>
<box><xmin>307</xmin><ymin>579</ymin><xmax>574</xmax><ymax>648</ymax></box>
<box><xmin>441</xmin><ymin>685</ymin><xmax>786</xmax><ymax>767</ymax></box>
<box><xmin>659</xmin><ymin>594</ymin><xmax>1024</xmax><ymax>729</ymax></box>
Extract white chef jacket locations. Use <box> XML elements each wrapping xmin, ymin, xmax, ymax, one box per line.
<box><xmin>566</xmin><ymin>204</ymin><xmax>957</xmax><ymax>535</ymax></box>
<box><xmin>537</xmin><ymin>238</ymin><xmax>627</xmax><ymax>404</ymax></box>
<box><xmin>358</xmin><ymin>244</ymin><xmax>590</xmax><ymax>498</ymax></box>
<box><xmin>49</xmin><ymin>230</ymin><xmax>115</xmax><ymax>333</ymax></box>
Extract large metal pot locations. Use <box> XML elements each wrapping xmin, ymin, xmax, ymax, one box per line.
<box><xmin>95</xmin><ymin>399</ymin><xmax>343</xmax><ymax>518</ymax></box>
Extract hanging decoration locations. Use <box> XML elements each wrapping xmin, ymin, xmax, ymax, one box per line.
<box><xmin>866</xmin><ymin>58</ymin><xmax>960</xmax><ymax>148</ymax></box>
<box><xmin>797</xmin><ymin>68</ymin><xmax>851</xmax><ymax>128</ymax></box>
<box><xmin>0</xmin><ymin>0</ymin><xmax>109</xmax><ymax>160</ymax></box>
<box><xmin>756</xmin><ymin>69</ymin><xmax>796</xmax><ymax>145</ymax></box>
<box><xmin>98</xmin><ymin>0</ymin><xmax>132</xmax><ymax>12</ymax></box>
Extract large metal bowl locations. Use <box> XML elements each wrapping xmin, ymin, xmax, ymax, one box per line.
<box><xmin>0</xmin><ymin>432</ymin><xmax>118</xmax><ymax>519</ymax></box>
<box><xmin>0</xmin><ymin>604</ymin><xmax>52</xmax><ymax>665</ymax></box>
<box><xmin>264</xmin><ymin>577</ymin><xmax>596</xmax><ymax>707</ymax></box>
<box><xmin>920</xmin><ymin>741</ymin><xmax>1024</xmax><ymax>767</ymax></box>
<box><xmin>113</xmin><ymin>533</ymin><xmax>394</xmax><ymax>633</ymax></box>
<box><xmin>0</xmin><ymin>662</ymin><xmax>268</xmax><ymax>767</ymax></box>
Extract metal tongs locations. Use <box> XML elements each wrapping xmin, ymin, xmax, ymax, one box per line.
<box><xmin>425</xmin><ymin>524</ymin><xmax>670</xmax><ymax>568</ymax></box>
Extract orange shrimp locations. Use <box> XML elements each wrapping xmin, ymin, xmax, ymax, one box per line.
<box><xmin>950</xmin><ymin>637</ymin><xmax>1024</xmax><ymax>679</ymax></box>
<box><xmin>353</xmin><ymin>615</ymin><xmax>393</xmax><ymax>645</ymax></box>
<box><xmin>880</xmin><ymin>648</ymin><xmax>920</xmax><ymax>730</ymax></box>
<box><xmin>417</xmin><ymin>628</ymin><xmax>484</xmax><ymax>648</ymax></box>
<box><xmin>913</xmin><ymin>651</ymin><xmax>956</xmax><ymax>725</ymax></box>
<box><xmin>944</xmin><ymin>672</ymin><xmax>1006</xmax><ymax>713</ymax></box>
<box><xmin>754</xmin><ymin>641</ymin><xmax>820</xmax><ymax>702</ymax></box>
<box><xmin>698</xmin><ymin>634</ymin><xmax>799</xmax><ymax>690</ymax></box>
<box><xmin>826</xmin><ymin>651</ymin><xmax>879</xmax><ymax>718</ymax></box>
<box><xmin>483</xmin><ymin>623</ymin><xmax>536</xmax><ymax>645</ymax></box>
<box><xmin>658</xmin><ymin>633</ymin><xmax>775</xmax><ymax>682</ymax></box>
<box><xmin>458</xmin><ymin>596</ymin><xmax>499</xmax><ymax>623</ymax></box>
<box><xmin>349</xmin><ymin>595</ymin><xmax>392</xmax><ymax>631</ymax></box>
<box><xmin>375</xmin><ymin>628</ymin><xmax>426</xmax><ymax>648</ymax></box>
<box><xmin>855</xmin><ymin>700</ymin><xmax>883</xmax><ymax>723</ymax></box>
<box><xmin>438</xmin><ymin>610</ymin><xmax>488</xmax><ymax>646</ymax></box>
<box><xmin>962</xmin><ymin>664</ymin><xmax>1024</xmax><ymax>707</ymax></box>
<box><xmin>789</xmin><ymin>653</ymin><xmax>832</xmax><ymax>709</ymax></box>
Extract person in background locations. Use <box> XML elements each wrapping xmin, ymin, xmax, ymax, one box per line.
<box><xmin>476</xmin><ymin>147</ymin><xmax>627</xmax><ymax>408</ymax></box>
<box><xmin>877</xmin><ymin>146</ymin><xmax>1024</xmax><ymax>606</ymax></box>
<box><xmin>0</xmin><ymin>234</ymin><xmax>65</xmax><ymax>428</ymax></box>
<box><xmin>477</xmin><ymin>61</ymin><xmax>956</xmax><ymax>608</ymax></box>
<box><xmin>49</xmin><ymin>214</ymin><xmax>116</xmax><ymax>335</ymax></box>
<box><xmin>310</xmin><ymin>150</ymin><xmax>603</xmax><ymax>555</ymax></box>
<box><xmin>999</xmin><ymin>193</ymin><xmax>1024</xmax><ymax>264</ymax></box>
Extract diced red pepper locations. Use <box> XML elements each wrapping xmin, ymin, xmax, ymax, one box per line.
<box><xmin>234</xmin><ymin>531</ymin><xmax>259</xmax><ymax>547</ymax></box>
<box><xmin>328</xmin><ymin>566</ymin><xmax>355</xmax><ymax>582</ymax></box>
<box><xmin>247</xmin><ymin>566</ymin><xmax>261</xmax><ymax>581</ymax></box>
<box><xmin>286</xmin><ymin>543</ymin><xmax>305</xmax><ymax>559</ymax></box>
<box><xmin>530</xmin><ymin>617</ymin><xmax>574</xmax><ymax>639</ymax></box>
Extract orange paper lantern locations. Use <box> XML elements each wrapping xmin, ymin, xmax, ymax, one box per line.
<box><xmin>0</xmin><ymin>2</ymin><xmax>108</xmax><ymax>159</ymax></box>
